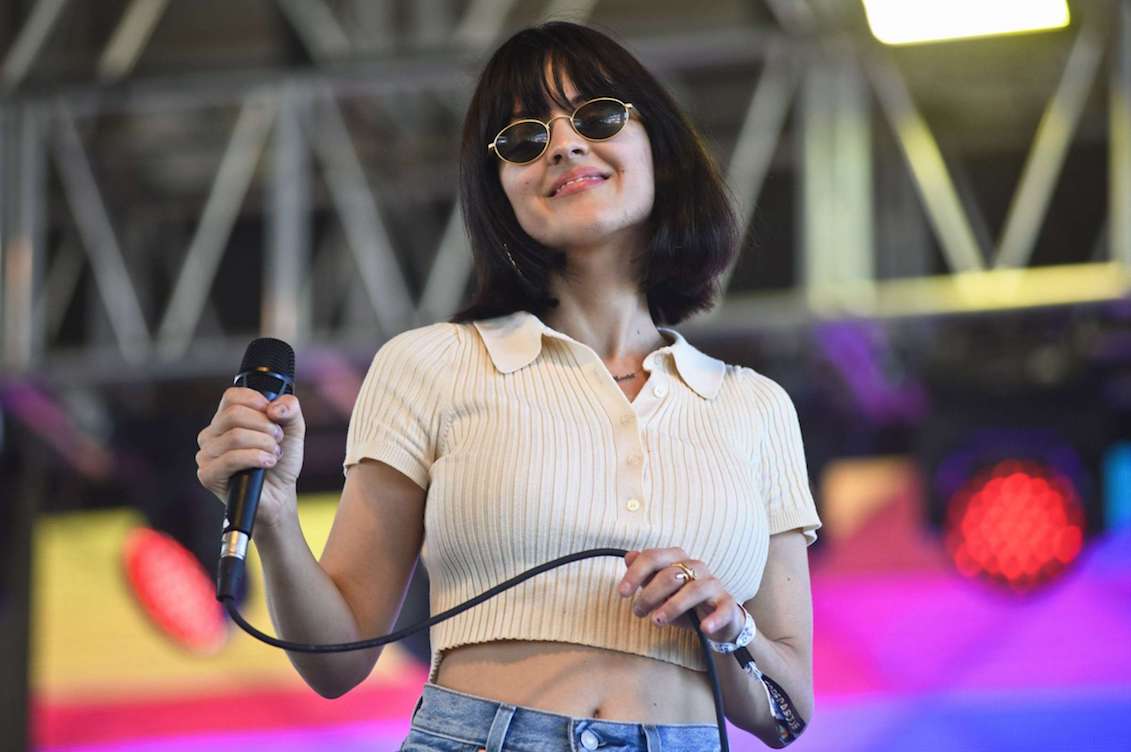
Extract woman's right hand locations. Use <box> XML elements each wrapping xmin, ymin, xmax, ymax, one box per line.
<box><xmin>196</xmin><ymin>387</ymin><xmax>306</xmax><ymax>532</ymax></box>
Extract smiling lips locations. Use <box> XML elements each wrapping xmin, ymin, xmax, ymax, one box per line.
<box><xmin>549</xmin><ymin>169</ymin><xmax>610</xmax><ymax>198</ymax></box>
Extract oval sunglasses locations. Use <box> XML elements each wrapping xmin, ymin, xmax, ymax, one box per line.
<box><xmin>487</xmin><ymin>97</ymin><xmax>637</xmax><ymax>165</ymax></box>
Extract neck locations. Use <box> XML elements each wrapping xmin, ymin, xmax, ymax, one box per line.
<box><xmin>543</xmin><ymin>239</ymin><xmax>665</xmax><ymax>361</ymax></box>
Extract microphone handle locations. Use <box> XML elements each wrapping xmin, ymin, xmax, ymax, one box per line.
<box><xmin>216</xmin><ymin>369</ymin><xmax>293</xmax><ymax>601</ymax></box>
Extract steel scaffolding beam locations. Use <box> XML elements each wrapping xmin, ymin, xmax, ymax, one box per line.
<box><xmin>0</xmin><ymin>13</ymin><xmax>1126</xmax><ymax>378</ymax></box>
<box><xmin>995</xmin><ymin>15</ymin><xmax>1107</xmax><ymax>269</ymax></box>
<box><xmin>1</xmin><ymin>0</ymin><xmax>68</xmax><ymax>91</ymax></box>
<box><xmin>1114</xmin><ymin>0</ymin><xmax>1131</xmax><ymax>266</ymax></box>
<box><xmin>97</xmin><ymin>0</ymin><xmax>170</xmax><ymax>82</ymax></box>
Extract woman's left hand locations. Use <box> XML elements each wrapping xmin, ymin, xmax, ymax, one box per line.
<box><xmin>618</xmin><ymin>548</ymin><xmax>744</xmax><ymax>643</ymax></box>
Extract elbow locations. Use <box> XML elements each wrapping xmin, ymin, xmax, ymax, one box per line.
<box><xmin>303</xmin><ymin>657</ymin><xmax>378</xmax><ymax>700</ymax></box>
<box><xmin>313</xmin><ymin>685</ymin><xmax>345</xmax><ymax>700</ymax></box>
<box><xmin>306</xmin><ymin>674</ymin><xmax>355</xmax><ymax>699</ymax></box>
<box><xmin>314</xmin><ymin>684</ymin><xmax>352</xmax><ymax>700</ymax></box>
<box><xmin>309</xmin><ymin>674</ymin><xmax>363</xmax><ymax>699</ymax></box>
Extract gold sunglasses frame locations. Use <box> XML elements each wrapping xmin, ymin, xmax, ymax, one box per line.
<box><xmin>487</xmin><ymin>97</ymin><xmax>637</xmax><ymax>165</ymax></box>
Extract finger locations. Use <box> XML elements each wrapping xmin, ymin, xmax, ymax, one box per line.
<box><xmin>699</xmin><ymin>596</ymin><xmax>740</xmax><ymax>637</ymax></box>
<box><xmin>265</xmin><ymin>395</ymin><xmax>305</xmax><ymax>436</ymax></box>
<box><xmin>216</xmin><ymin>386</ymin><xmax>271</xmax><ymax>415</ymax></box>
<box><xmin>631</xmin><ymin>564</ymin><xmax>688</xmax><ymax>619</ymax></box>
<box><xmin>213</xmin><ymin>403</ymin><xmax>284</xmax><ymax>440</ymax></box>
<box><xmin>197</xmin><ymin>447</ymin><xmax>277</xmax><ymax>489</ymax></box>
<box><xmin>634</xmin><ymin>558</ymin><xmax>706</xmax><ymax>619</ymax></box>
<box><xmin>653</xmin><ymin>578</ymin><xmax>721</xmax><ymax>628</ymax></box>
<box><xmin>202</xmin><ymin>426</ymin><xmax>280</xmax><ymax>460</ymax></box>
<box><xmin>214</xmin><ymin>447</ymin><xmax>279</xmax><ymax>479</ymax></box>
<box><xmin>619</xmin><ymin>547</ymin><xmax>687</xmax><ymax>597</ymax></box>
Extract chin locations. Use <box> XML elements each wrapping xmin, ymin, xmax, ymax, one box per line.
<box><xmin>540</xmin><ymin>209</ymin><xmax>651</xmax><ymax>247</ymax></box>
<box><xmin>539</xmin><ymin>225</ymin><xmax>633</xmax><ymax>249</ymax></box>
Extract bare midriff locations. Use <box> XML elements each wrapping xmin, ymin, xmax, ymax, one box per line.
<box><xmin>433</xmin><ymin>640</ymin><xmax>718</xmax><ymax>724</ymax></box>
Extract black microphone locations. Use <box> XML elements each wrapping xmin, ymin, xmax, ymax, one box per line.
<box><xmin>216</xmin><ymin>337</ymin><xmax>295</xmax><ymax>602</ymax></box>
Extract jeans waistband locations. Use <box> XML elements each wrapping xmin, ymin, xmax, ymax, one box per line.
<box><xmin>409</xmin><ymin>681</ymin><xmax>720</xmax><ymax>752</ymax></box>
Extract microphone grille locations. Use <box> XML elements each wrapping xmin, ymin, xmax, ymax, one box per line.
<box><xmin>239</xmin><ymin>337</ymin><xmax>295</xmax><ymax>379</ymax></box>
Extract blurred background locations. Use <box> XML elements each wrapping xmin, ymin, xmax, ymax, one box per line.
<box><xmin>1</xmin><ymin>0</ymin><xmax>1129</xmax><ymax>750</ymax></box>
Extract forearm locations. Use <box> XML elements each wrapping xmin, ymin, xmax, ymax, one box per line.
<box><xmin>716</xmin><ymin>631</ymin><xmax>813</xmax><ymax>747</ymax></box>
<box><xmin>253</xmin><ymin>508</ymin><xmax>381</xmax><ymax>698</ymax></box>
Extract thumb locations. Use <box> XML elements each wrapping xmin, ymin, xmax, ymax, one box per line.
<box><xmin>268</xmin><ymin>395</ymin><xmax>305</xmax><ymax>435</ymax></box>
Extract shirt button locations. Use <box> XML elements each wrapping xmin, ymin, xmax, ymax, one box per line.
<box><xmin>581</xmin><ymin>730</ymin><xmax>600</xmax><ymax>750</ymax></box>
<box><xmin>653</xmin><ymin>384</ymin><xmax>668</xmax><ymax>398</ymax></box>
<box><xmin>620</xmin><ymin>413</ymin><xmax>634</xmax><ymax>426</ymax></box>
<box><xmin>626</xmin><ymin>498</ymin><xmax>641</xmax><ymax>512</ymax></box>
<box><xmin>628</xmin><ymin>454</ymin><xmax>642</xmax><ymax>466</ymax></box>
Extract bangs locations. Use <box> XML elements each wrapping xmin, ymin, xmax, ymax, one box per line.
<box><xmin>482</xmin><ymin>35</ymin><xmax>620</xmax><ymax>125</ymax></box>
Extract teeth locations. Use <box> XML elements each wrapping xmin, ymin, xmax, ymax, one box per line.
<box><xmin>554</xmin><ymin>175</ymin><xmax>603</xmax><ymax>195</ymax></box>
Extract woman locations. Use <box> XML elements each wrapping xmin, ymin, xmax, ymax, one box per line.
<box><xmin>196</xmin><ymin>21</ymin><xmax>821</xmax><ymax>752</ymax></box>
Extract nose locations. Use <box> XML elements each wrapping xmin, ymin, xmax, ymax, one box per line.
<box><xmin>545</xmin><ymin>114</ymin><xmax>587</xmax><ymax>164</ymax></box>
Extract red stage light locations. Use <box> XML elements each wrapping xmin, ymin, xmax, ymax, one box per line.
<box><xmin>944</xmin><ymin>459</ymin><xmax>1085</xmax><ymax>593</ymax></box>
<box><xmin>122</xmin><ymin>527</ymin><xmax>227</xmax><ymax>654</ymax></box>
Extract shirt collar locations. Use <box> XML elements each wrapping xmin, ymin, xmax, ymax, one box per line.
<box><xmin>472</xmin><ymin>310</ymin><xmax>726</xmax><ymax>400</ymax></box>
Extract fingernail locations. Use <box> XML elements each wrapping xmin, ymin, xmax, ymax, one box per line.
<box><xmin>274</xmin><ymin>445</ymin><xmax>283</xmax><ymax>457</ymax></box>
<box><xmin>619</xmin><ymin>583</ymin><xmax>631</xmax><ymax>596</ymax></box>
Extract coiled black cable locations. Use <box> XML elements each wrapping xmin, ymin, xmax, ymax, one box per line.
<box><xmin>219</xmin><ymin>546</ymin><xmax>804</xmax><ymax>750</ymax></box>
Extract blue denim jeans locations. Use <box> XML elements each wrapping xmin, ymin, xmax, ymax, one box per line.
<box><xmin>399</xmin><ymin>681</ymin><xmax>722</xmax><ymax>752</ymax></box>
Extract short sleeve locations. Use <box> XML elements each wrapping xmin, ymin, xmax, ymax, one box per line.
<box><xmin>749</xmin><ymin>372</ymin><xmax>823</xmax><ymax>547</ymax></box>
<box><xmin>342</xmin><ymin>323</ymin><xmax>459</xmax><ymax>490</ymax></box>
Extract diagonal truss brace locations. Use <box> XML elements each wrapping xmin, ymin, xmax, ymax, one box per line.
<box><xmin>157</xmin><ymin>95</ymin><xmax>277</xmax><ymax>361</ymax></box>
<box><xmin>995</xmin><ymin>15</ymin><xmax>1108</xmax><ymax>269</ymax></box>
<box><xmin>304</xmin><ymin>89</ymin><xmax>416</xmax><ymax>335</ymax></box>
<box><xmin>53</xmin><ymin>104</ymin><xmax>151</xmax><ymax>364</ymax></box>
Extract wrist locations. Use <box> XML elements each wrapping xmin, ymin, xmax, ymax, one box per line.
<box><xmin>254</xmin><ymin>505</ymin><xmax>301</xmax><ymax>548</ymax></box>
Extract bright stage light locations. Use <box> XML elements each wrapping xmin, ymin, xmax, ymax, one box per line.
<box><xmin>861</xmin><ymin>0</ymin><xmax>1071</xmax><ymax>46</ymax></box>
<box><xmin>944</xmin><ymin>459</ymin><xmax>1085</xmax><ymax>593</ymax></box>
<box><xmin>123</xmin><ymin>527</ymin><xmax>227</xmax><ymax>654</ymax></box>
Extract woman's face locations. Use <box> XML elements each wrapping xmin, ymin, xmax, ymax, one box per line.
<box><xmin>497</xmin><ymin>75</ymin><xmax>654</xmax><ymax>253</ymax></box>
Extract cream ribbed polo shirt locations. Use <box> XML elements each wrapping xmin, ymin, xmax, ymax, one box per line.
<box><xmin>343</xmin><ymin>310</ymin><xmax>822</xmax><ymax>683</ymax></box>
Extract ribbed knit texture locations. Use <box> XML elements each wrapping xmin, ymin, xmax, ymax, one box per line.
<box><xmin>343</xmin><ymin>311</ymin><xmax>822</xmax><ymax>684</ymax></box>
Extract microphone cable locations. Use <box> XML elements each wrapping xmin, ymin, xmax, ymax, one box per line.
<box><xmin>218</xmin><ymin>546</ymin><xmax>807</xmax><ymax>750</ymax></box>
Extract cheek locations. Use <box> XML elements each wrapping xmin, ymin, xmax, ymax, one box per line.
<box><xmin>621</xmin><ymin>150</ymin><xmax>655</xmax><ymax>214</ymax></box>
<box><xmin>500</xmin><ymin>169</ymin><xmax>542</xmax><ymax>220</ymax></box>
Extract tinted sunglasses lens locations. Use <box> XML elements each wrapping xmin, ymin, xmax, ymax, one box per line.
<box><xmin>574</xmin><ymin>99</ymin><xmax>628</xmax><ymax>139</ymax></box>
<box><xmin>495</xmin><ymin>122</ymin><xmax>548</xmax><ymax>163</ymax></box>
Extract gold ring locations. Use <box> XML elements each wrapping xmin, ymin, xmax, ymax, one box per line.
<box><xmin>673</xmin><ymin>561</ymin><xmax>697</xmax><ymax>581</ymax></box>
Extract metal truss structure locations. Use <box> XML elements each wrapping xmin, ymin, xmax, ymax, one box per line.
<box><xmin>0</xmin><ymin>0</ymin><xmax>1128</xmax><ymax>382</ymax></box>
<box><xmin>2</xmin><ymin>6</ymin><xmax>1128</xmax><ymax>747</ymax></box>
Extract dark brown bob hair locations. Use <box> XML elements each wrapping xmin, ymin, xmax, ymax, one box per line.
<box><xmin>449</xmin><ymin>21</ymin><xmax>738</xmax><ymax>327</ymax></box>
